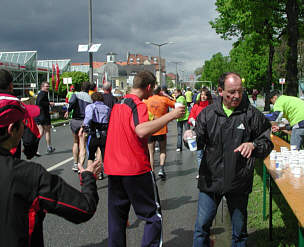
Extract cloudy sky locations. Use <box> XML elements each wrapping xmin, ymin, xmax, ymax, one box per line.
<box><xmin>0</xmin><ymin>0</ymin><xmax>234</xmax><ymax>75</ymax></box>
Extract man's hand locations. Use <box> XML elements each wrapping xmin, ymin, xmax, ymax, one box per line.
<box><xmin>271</xmin><ymin>125</ymin><xmax>280</xmax><ymax>133</ymax></box>
<box><xmin>64</xmin><ymin>111</ymin><xmax>69</xmax><ymax>119</ymax></box>
<box><xmin>234</xmin><ymin>142</ymin><xmax>255</xmax><ymax>158</ymax></box>
<box><xmin>80</xmin><ymin>160</ymin><xmax>102</xmax><ymax>178</ymax></box>
<box><xmin>183</xmin><ymin>130</ymin><xmax>196</xmax><ymax>141</ymax></box>
<box><xmin>171</xmin><ymin>105</ymin><xmax>185</xmax><ymax>119</ymax></box>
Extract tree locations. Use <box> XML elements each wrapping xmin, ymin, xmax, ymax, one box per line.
<box><xmin>166</xmin><ymin>76</ymin><xmax>174</xmax><ymax>88</ymax></box>
<box><xmin>50</xmin><ymin>71</ymin><xmax>89</xmax><ymax>96</ymax></box>
<box><xmin>201</xmin><ymin>52</ymin><xmax>229</xmax><ymax>86</ymax></box>
<box><xmin>210</xmin><ymin>0</ymin><xmax>286</xmax><ymax>110</ymax></box>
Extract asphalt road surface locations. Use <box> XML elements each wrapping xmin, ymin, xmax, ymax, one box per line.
<box><xmin>25</xmin><ymin>121</ymin><xmax>202</xmax><ymax>247</ymax></box>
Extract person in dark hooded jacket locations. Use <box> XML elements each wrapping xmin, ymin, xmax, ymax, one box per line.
<box><xmin>184</xmin><ymin>72</ymin><xmax>273</xmax><ymax>247</ymax></box>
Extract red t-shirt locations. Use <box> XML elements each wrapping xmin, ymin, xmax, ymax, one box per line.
<box><xmin>104</xmin><ymin>94</ymin><xmax>151</xmax><ymax>175</ymax></box>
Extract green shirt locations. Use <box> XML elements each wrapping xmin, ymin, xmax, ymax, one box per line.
<box><xmin>273</xmin><ymin>95</ymin><xmax>304</xmax><ymax>126</ymax></box>
<box><xmin>176</xmin><ymin>95</ymin><xmax>190</xmax><ymax>121</ymax></box>
<box><xmin>222</xmin><ymin>104</ymin><xmax>235</xmax><ymax>117</ymax></box>
<box><xmin>185</xmin><ymin>91</ymin><xmax>193</xmax><ymax>103</ymax></box>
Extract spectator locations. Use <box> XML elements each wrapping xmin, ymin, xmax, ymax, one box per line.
<box><xmin>188</xmin><ymin>87</ymin><xmax>213</xmax><ymax>178</ymax></box>
<box><xmin>251</xmin><ymin>89</ymin><xmax>259</xmax><ymax>107</ymax></box>
<box><xmin>35</xmin><ymin>82</ymin><xmax>55</xmax><ymax>153</ymax></box>
<box><xmin>174</xmin><ymin>88</ymin><xmax>190</xmax><ymax>152</ymax></box>
<box><xmin>64</xmin><ymin>81</ymin><xmax>92</xmax><ymax>172</ymax></box>
<box><xmin>103</xmin><ymin>71</ymin><xmax>185</xmax><ymax>246</ymax></box>
<box><xmin>0</xmin><ymin>69</ymin><xmax>41</xmax><ymax>160</ymax></box>
<box><xmin>184</xmin><ymin>72</ymin><xmax>273</xmax><ymax>246</ymax></box>
<box><xmin>266</xmin><ymin>90</ymin><xmax>304</xmax><ymax>150</ymax></box>
<box><xmin>65</xmin><ymin>84</ymin><xmax>75</xmax><ymax>103</ymax></box>
<box><xmin>0</xmin><ymin>94</ymin><xmax>101</xmax><ymax>246</ymax></box>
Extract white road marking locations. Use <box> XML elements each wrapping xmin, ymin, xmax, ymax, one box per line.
<box><xmin>47</xmin><ymin>157</ymin><xmax>74</xmax><ymax>172</ymax></box>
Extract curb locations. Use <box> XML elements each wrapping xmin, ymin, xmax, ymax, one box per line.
<box><xmin>51</xmin><ymin>120</ymin><xmax>70</xmax><ymax>127</ymax></box>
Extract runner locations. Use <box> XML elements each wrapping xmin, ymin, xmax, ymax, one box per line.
<box><xmin>145</xmin><ymin>86</ymin><xmax>175</xmax><ymax>179</ymax></box>
<box><xmin>104</xmin><ymin>71</ymin><xmax>185</xmax><ymax>246</ymax></box>
<box><xmin>35</xmin><ymin>82</ymin><xmax>55</xmax><ymax>153</ymax></box>
<box><xmin>174</xmin><ymin>88</ymin><xmax>190</xmax><ymax>152</ymax></box>
<box><xmin>64</xmin><ymin>81</ymin><xmax>92</xmax><ymax>172</ymax></box>
<box><xmin>83</xmin><ymin>92</ymin><xmax>111</xmax><ymax>180</ymax></box>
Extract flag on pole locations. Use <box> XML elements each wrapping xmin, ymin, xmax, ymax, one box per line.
<box><xmin>102</xmin><ymin>72</ymin><xmax>107</xmax><ymax>84</ymax></box>
<box><xmin>51</xmin><ymin>64</ymin><xmax>55</xmax><ymax>90</ymax></box>
<box><xmin>55</xmin><ymin>63</ymin><xmax>60</xmax><ymax>92</ymax></box>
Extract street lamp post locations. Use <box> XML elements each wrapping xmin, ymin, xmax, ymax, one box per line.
<box><xmin>145</xmin><ymin>41</ymin><xmax>175</xmax><ymax>86</ymax></box>
<box><xmin>170</xmin><ymin>61</ymin><xmax>182</xmax><ymax>88</ymax></box>
<box><xmin>88</xmin><ymin>0</ymin><xmax>93</xmax><ymax>84</ymax></box>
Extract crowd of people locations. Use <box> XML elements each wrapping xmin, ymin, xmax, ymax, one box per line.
<box><xmin>1</xmin><ymin>67</ymin><xmax>304</xmax><ymax>246</ymax></box>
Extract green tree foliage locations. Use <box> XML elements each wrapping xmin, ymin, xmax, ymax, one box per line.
<box><xmin>166</xmin><ymin>76</ymin><xmax>174</xmax><ymax>88</ymax></box>
<box><xmin>49</xmin><ymin>71</ymin><xmax>89</xmax><ymax>96</ymax></box>
<box><xmin>194</xmin><ymin>81</ymin><xmax>203</xmax><ymax>90</ymax></box>
<box><xmin>201</xmin><ymin>52</ymin><xmax>229</xmax><ymax>86</ymax></box>
<box><xmin>210</xmin><ymin>0</ymin><xmax>286</xmax><ymax>110</ymax></box>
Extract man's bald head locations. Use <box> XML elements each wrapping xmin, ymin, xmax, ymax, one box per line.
<box><xmin>103</xmin><ymin>82</ymin><xmax>112</xmax><ymax>92</ymax></box>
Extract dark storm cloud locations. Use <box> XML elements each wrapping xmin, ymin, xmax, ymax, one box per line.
<box><xmin>0</xmin><ymin>0</ymin><xmax>234</xmax><ymax>73</ymax></box>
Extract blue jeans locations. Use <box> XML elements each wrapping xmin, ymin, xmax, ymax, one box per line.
<box><xmin>196</xmin><ymin>149</ymin><xmax>202</xmax><ymax>170</ymax></box>
<box><xmin>291</xmin><ymin>128</ymin><xmax>304</xmax><ymax>150</ymax></box>
<box><xmin>177</xmin><ymin>120</ymin><xmax>189</xmax><ymax>149</ymax></box>
<box><xmin>193</xmin><ymin>192</ymin><xmax>248</xmax><ymax>247</ymax></box>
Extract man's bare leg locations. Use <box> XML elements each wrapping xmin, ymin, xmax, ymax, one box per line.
<box><xmin>158</xmin><ymin>139</ymin><xmax>167</xmax><ymax>179</ymax></box>
<box><xmin>78</xmin><ymin>132</ymin><xmax>87</xmax><ymax>170</ymax></box>
<box><xmin>148</xmin><ymin>142</ymin><xmax>155</xmax><ymax>171</ymax></box>
<box><xmin>45</xmin><ymin>125</ymin><xmax>52</xmax><ymax>148</ymax></box>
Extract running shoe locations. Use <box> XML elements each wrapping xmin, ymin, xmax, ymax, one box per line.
<box><xmin>158</xmin><ymin>169</ymin><xmax>166</xmax><ymax>180</ymax></box>
<box><xmin>72</xmin><ymin>163</ymin><xmax>79</xmax><ymax>172</ymax></box>
<box><xmin>35</xmin><ymin>152</ymin><xmax>41</xmax><ymax>157</ymax></box>
<box><xmin>98</xmin><ymin>172</ymin><xmax>104</xmax><ymax>180</ymax></box>
<box><xmin>47</xmin><ymin>146</ymin><xmax>56</xmax><ymax>153</ymax></box>
<box><xmin>176</xmin><ymin>148</ymin><xmax>181</xmax><ymax>152</ymax></box>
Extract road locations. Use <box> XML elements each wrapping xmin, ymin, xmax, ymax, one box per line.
<box><xmin>26</xmin><ymin>121</ymin><xmax>201</xmax><ymax>246</ymax></box>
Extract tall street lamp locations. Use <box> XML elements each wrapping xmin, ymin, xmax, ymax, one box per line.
<box><xmin>170</xmin><ymin>61</ymin><xmax>182</xmax><ymax>88</ymax></box>
<box><xmin>145</xmin><ymin>41</ymin><xmax>175</xmax><ymax>86</ymax></box>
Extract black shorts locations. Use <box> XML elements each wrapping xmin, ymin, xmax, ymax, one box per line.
<box><xmin>87</xmin><ymin>135</ymin><xmax>106</xmax><ymax>161</ymax></box>
<box><xmin>148</xmin><ymin>134</ymin><xmax>166</xmax><ymax>143</ymax></box>
<box><xmin>35</xmin><ymin>115</ymin><xmax>51</xmax><ymax>125</ymax></box>
<box><xmin>70</xmin><ymin>119</ymin><xmax>83</xmax><ymax>134</ymax></box>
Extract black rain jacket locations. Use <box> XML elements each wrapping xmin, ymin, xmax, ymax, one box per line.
<box><xmin>0</xmin><ymin>148</ymin><xmax>99</xmax><ymax>247</ymax></box>
<box><xmin>195</xmin><ymin>97</ymin><xmax>273</xmax><ymax>194</ymax></box>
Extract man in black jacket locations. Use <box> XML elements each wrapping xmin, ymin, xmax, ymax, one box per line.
<box><xmin>0</xmin><ymin>93</ymin><xmax>101</xmax><ymax>246</ymax></box>
<box><xmin>184</xmin><ymin>72</ymin><xmax>273</xmax><ymax>247</ymax></box>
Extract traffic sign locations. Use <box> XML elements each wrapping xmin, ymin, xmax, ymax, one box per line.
<box><xmin>279</xmin><ymin>78</ymin><xmax>285</xmax><ymax>84</ymax></box>
<box><xmin>63</xmin><ymin>77</ymin><xmax>72</xmax><ymax>85</ymax></box>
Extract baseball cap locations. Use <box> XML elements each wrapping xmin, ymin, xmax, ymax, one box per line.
<box><xmin>0</xmin><ymin>94</ymin><xmax>40</xmax><ymax>127</ymax></box>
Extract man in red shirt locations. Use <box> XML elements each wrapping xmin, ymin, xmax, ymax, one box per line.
<box><xmin>104</xmin><ymin>71</ymin><xmax>185</xmax><ymax>247</ymax></box>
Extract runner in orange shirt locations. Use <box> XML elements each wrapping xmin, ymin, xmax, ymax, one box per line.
<box><xmin>145</xmin><ymin>86</ymin><xmax>175</xmax><ymax>179</ymax></box>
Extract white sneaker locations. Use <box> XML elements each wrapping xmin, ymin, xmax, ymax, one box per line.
<box><xmin>158</xmin><ymin>169</ymin><xmax>166</xmax><ymax>179</ymax></box>
<box><xmin>72</xmin><ymin>163</ymin><xmax>78</xmax><ymax>172</ymax></box>
<box><xmin>155</xmin><ymin>147</ymin><xmax>159</xmax><ymax>151</ymax></box>
<box><xmin>176</xmin><ymin>148</ymin><xmax>181</xmax><ymax>152</ymax></box>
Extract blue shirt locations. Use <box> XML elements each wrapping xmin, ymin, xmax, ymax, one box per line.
<box><xmin>83</xmin><ymin>101</ymin><xmax>111</xmax><ymax>126</ymax></box>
